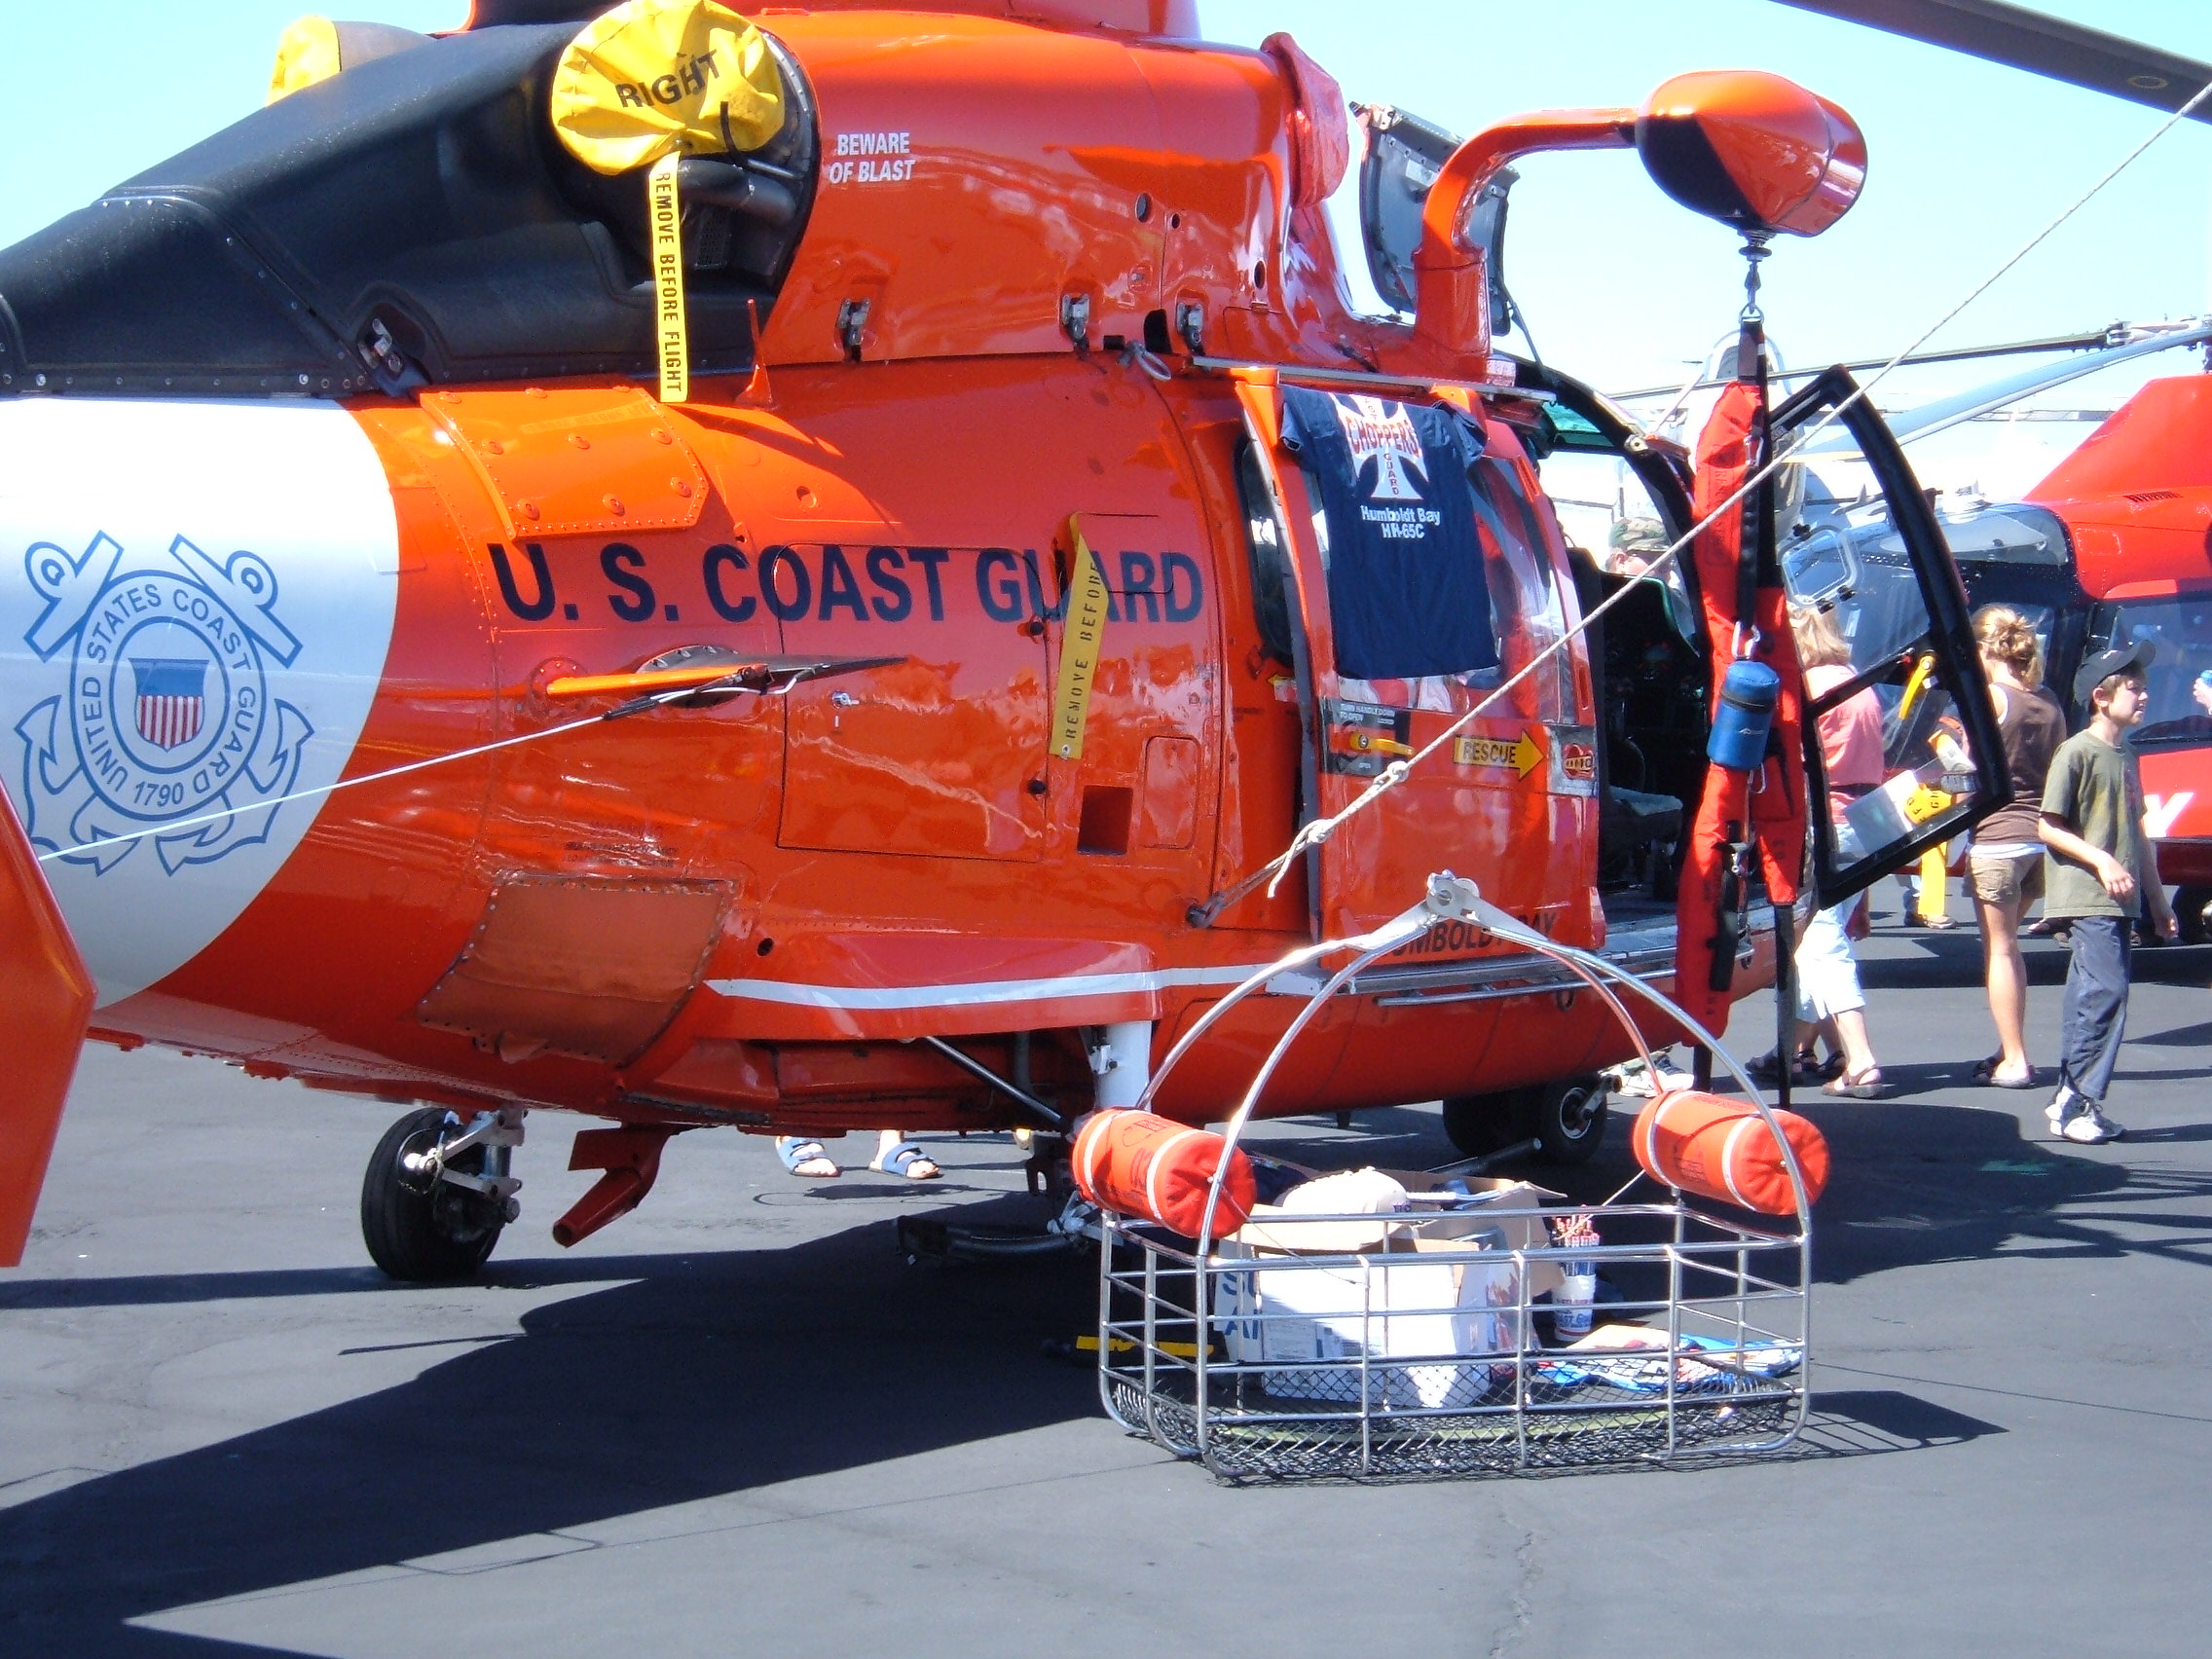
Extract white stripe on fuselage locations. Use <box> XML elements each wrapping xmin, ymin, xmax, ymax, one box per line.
<box><xmin>707</xmin><ymin>963</ymin><xmax>1267</xmax><ymax>1010</ymax></box>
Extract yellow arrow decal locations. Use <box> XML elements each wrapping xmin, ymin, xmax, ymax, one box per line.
<box><xmin>1453</xmin><ymin>729</ymin><xmax>1544</xmax><ymax>779</ymax></box>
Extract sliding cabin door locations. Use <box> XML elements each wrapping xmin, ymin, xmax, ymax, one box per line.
<box><xmin>1234</xmin><ymin>379</ymin><xmax>1597</xmax><ymax>949</ymax></box>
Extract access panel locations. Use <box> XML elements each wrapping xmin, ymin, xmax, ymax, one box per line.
<box><xmin>778</xmin><ymin>542</ymin><xmax>1050</xmax><ymax>860</ymax></box>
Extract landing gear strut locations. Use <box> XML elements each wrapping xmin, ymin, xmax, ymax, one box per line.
<box><xmin>361</xmin><ymin>1107</ymin><xmax>522</xmax><ymax>1281</ymax></box>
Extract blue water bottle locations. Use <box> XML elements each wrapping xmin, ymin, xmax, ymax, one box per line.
<box><xmin>1707</xmin><ymin>658</ymin><xmax>1781</xmax><ymax>772</ymax></box>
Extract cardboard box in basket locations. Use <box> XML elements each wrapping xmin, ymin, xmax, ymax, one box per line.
<box><xmin>1214</xmin><ymin>1174</ymin><xmax>1567</xmax><ymax>1410</ymax></box>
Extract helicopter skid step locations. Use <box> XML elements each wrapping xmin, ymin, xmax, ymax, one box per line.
<box><xmin>1262</xmin><ymin>906</ymin><xmax>1770</xmax><ymax>1008</ymax></box>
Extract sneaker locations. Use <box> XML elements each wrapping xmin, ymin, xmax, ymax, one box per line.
<box><xmin>2060</xmin><ymin>1108</ymin><xmax>2125</xmax><ymax>1145</ymax></box>
<box><xmin>1610</xmin><ymin>1059</ymin><xmax>1695</xmax><ymax>1098</ymax></box>
<box><xmin>2045</xmin><ymin>1088</ymin><xmax>2083</xmax><ymax>1135</ymax></box>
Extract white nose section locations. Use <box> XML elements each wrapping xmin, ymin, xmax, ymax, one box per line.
<box><xmin>0</xmin><ymin>399</ymin><xmax>400</xmax><ymax>1005</ymax></box>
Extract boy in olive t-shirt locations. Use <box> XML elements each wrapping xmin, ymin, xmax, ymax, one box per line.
<box><xmin>2038</xmin><ymin>644</ymin><xmax>2177</xmax><ymax>1144</ymax></box>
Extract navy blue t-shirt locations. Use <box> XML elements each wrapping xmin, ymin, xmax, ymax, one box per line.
<box><xmin>1279</xmin><ymin>387</ymin><xmax>1499</xmax><ymax>682</ymax></box>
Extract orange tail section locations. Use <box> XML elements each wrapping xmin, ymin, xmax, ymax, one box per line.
<box><xmin>0</xmin><ymin>790</ymin><xmax>94</xmax><ymax>1267</ymax></box>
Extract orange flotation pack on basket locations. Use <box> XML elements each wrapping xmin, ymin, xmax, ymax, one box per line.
<box><xmin>1632</xmin><ymin>1090</ymin><xmax>1829</xmax><ymax>1216</ymax></box>
<box><xmin>1072</xmin><ymin>1110</ymin><xmax>1256</xmax><ymax>1237</ymax></box>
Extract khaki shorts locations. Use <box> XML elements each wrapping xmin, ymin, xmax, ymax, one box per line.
<box><xmin>1970</xmin><ymin>848</ymin><xmax>2044</xmax><ymax>906</ymax></box>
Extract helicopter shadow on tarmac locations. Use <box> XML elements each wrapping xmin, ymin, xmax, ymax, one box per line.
<box><xmin>0</xmin><ymin>1176</ymin><xmax>2013</xmax><ymax>1658</ymax></box>
<box><xmin>0</xmin><ymin>1203</ymin><xmax>1112</xmax><ymax>1658</ymax></box>
<box><xmin>18</xmin><ymin>948</ymin><xmax>2212</xmax><ymax>1655</ymax></box>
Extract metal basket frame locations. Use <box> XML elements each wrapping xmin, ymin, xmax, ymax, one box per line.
<box><xmin>1095</xmin><ymin>871</ymin><xmax>1817</xmax><ymax>1482</ymax></box>
<box><xmin>1098</xmin><ymin>1193</ymin><xmax>1809</xmax><ymax>1481</ymax></box>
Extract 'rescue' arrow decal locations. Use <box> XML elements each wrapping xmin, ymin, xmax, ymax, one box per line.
<box><xmin>1453</xmin><ymin>728</ymin><xmax>1545</xmax><ymax>779</ymax></box>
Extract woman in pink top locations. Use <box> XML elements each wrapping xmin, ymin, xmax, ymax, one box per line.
<box><xmin>1778</xmin><ymin>607</ymin><xmax>1886</xmax><ymax>1096</ymax></box>
<box><xmin>1809</xmin><ymin>656</ymin><xmax>1886</xmax><ymax>807</ymax></box>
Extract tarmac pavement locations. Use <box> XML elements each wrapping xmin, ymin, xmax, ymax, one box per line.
<box><xmin>5</xmin><ymin>897</ymin><xmax>2210</xmax><ymax>1657</ymax></box>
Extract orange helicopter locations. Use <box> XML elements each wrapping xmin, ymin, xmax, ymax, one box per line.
<box><xmin>0</xmin><ymin>0</ymin><xmax>2007</xmax><ymax>1278</ymax></box>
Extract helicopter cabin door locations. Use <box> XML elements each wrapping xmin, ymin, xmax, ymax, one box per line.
<box><xmin>1235</xmin><ymin>379</ymin><xmax>1595</xmax><ymax>944</ymax></box>
<box><xmin>1771</xmin><ymin>368</ymin><xmax>2007</xmax><ymax>905</ymax></box>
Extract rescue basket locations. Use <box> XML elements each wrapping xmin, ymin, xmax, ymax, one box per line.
<box><xmin>1091</xmin><ymin>870</ymin><xmax>1816</xmax><ymax>1482</ymax></box>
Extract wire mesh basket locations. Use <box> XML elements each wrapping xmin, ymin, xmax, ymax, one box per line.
<box><xmin>1094</xmin><ymin>872</ymin><xmax>1818</xmax><ymax>1482</ymax></box>
<box><xmin>1098</xmin><ymin>1186</ymin><xmax>1809</xmax><ymax>1482</ymax></box>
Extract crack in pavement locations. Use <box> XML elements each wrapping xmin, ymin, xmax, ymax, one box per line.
<box><xmin>1488</xmin><ymin>1526</ymin><xmax>1541</xmax><ymax>1657</ymax></box>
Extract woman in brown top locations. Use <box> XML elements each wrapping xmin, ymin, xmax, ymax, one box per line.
<box><xmin>1968</xmin><ymin>607</ymin><xmax>2067</xmax><ymax>1088</ymax></box>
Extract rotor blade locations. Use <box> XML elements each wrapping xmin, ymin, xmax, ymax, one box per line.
<box><xmin>1798</xmin><ymin>320</ymin><xmax>2212</xmax><ymax>453</ymax></box>
<box><xmin>1775</xmin><ymin>1</ymin><xmax>2212</xmax><ymax>120</ymax></box>
<box><xmin>1611</xmin><ymin>324</ymin><xmax>2132</xmax><ymax>401</ymax></box>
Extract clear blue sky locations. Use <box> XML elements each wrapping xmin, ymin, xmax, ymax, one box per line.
<box><xmin>2</xmin><ymin>1</ymin><xmax>2208</xmax><ymax>397</ymax></box>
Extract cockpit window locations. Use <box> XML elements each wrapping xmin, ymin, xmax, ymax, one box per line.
<box><xmin>1534</xmin><ymin>402</ymin><xmax>1617</xmax><ymax>455</ymax></box>
<box><xmin>1938</xmin><ymin>502</ymin><xmax>2072</xmax><ymax>566</ymax></box>
<box><xmin>2096</xmin><ymin>594</ymin><xmax>2212</xmax><ymax>749</ymax></box>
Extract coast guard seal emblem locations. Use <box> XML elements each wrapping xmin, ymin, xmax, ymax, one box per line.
<box><xmin>16</xmin><ymin>530</ymin><xmax>313</xmax><ymax>873</ymax></box>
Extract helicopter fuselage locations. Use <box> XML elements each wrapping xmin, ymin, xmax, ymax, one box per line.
<box><xmin>0</xmin><ymin>351</ymin><xmax>1687</xmax><ymax>1136</ymax></box>
<box><xmin>1</xmin><ymin>3</ymin><xmax>1869</xmax><ymax>1261</ymax></box>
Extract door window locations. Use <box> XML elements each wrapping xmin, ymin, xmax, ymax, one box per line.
<box><xmin>1470</xmin><ymin>453</ymin><xmax>1573</xmax><ymax>725</ymax></box>
<box><xmin>1234</xmin><ymin>437</ymin><xmax>1296</xmax><ymax>665</ymax></box>
<box><xmin>1771</xmin><ymin>370</ymin><xmax>2007</xmax><ymax>905</ymax></box>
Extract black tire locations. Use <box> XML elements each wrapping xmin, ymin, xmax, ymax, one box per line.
<box><xmin>1441</xmin><ymin>1087</ymin><xmax>1539</xmax><ymax>1158</ymax></box>
<box><xmin>1530</xmin><ymin>1076</ymin><xmax>1610</xmax><ymax>1166</ymax></box>
<box><xmin>361</xmin><ymin>1108</ymin><xmax>505</xmax><ymax>1282</ymax></box>
<box><xmin>2176</xmin><ymin>885</ymin><xmax>2212</xmax><ymax>945</ymax></box>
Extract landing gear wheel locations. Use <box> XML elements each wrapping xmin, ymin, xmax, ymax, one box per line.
<box><xmin>361</xmin><ymin>1107</ymin><xmax>506</xmax><ymax>1282</ymax></box>
<box><xmin>1530</xmin><ymin>1075</ymin><xmax>1610</xmax><ymax>1166</ymax></box>
<box><xmin>2175</xmin><ymin>884</ymin><xmax>2212</xmax><ymax>945</ymax></box>
<box><xmin>1441</xmin><ymin>1087</ymin><xmax>1538</xmax><ymax>1159</ymax></box>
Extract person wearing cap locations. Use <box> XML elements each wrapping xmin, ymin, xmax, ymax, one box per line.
<box><xmin>1605</xmin><ymin>517</ymin><xmax>1668</xmax><ymax>577</ymax></box>
<box><xmin>2036</xmin><ymin>640</ymin><xmax>2177</xmax><ymax>1143</ymax></box>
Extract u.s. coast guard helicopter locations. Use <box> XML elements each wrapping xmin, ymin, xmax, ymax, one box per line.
<box><xmin>0</xmin><ymin>0</ymin><xmax>2028</xmax><ymax>1277</ymax></box>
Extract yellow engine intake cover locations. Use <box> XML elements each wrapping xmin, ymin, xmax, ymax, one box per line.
<box><xmin>551</xmin><ymin>0</ymin><xmax>784</xmax><ymax>174</ymax></box>
<box><xmin>268</xmin><ymin>16</ymin><xmax>344</xmax><ymax>103</ymax></box>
